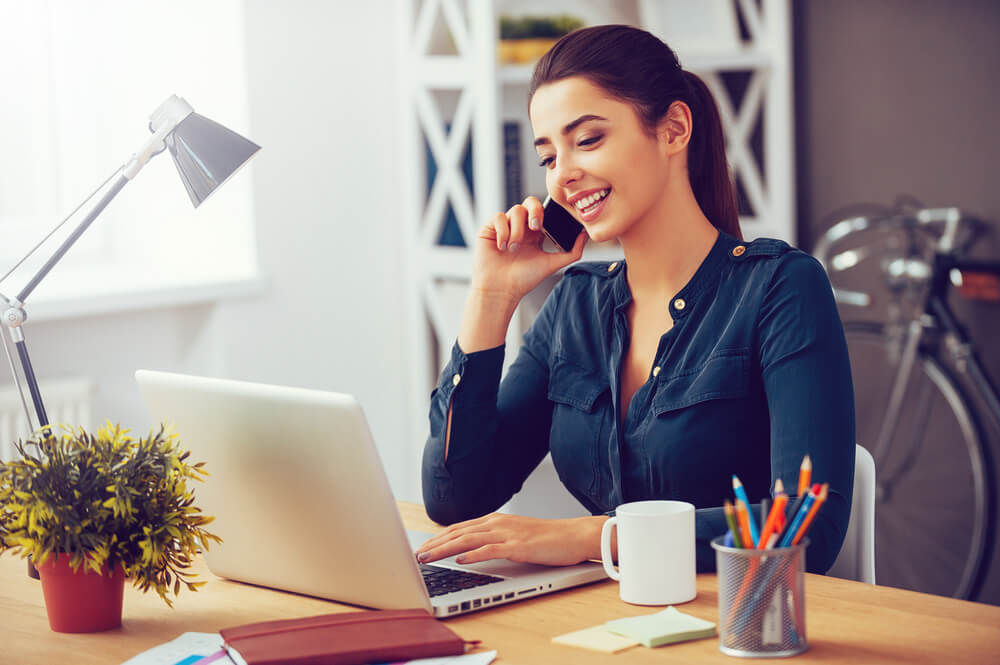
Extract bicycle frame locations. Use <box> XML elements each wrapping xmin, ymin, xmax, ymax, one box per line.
<box><xmin>868</xmin><ymin>249</ymin><xmax>1000</xmax><ymax>487</ymax></box>
<box><xmin>926</xmin><ymin>252</ymin><xmax>1000</xmax><ymax>434</ymax></box>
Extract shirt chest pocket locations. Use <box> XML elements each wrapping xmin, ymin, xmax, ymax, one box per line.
<box><xmin>652</xmin><ymin>349</ymin><xmax>751</xmax><ymax>416</ymax></box>
<box><xmin>546</xmin><ymin>358</ymin><xmax>611</xmax><ymax>501</ymax></box>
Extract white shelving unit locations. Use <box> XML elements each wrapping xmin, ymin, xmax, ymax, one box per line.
<box><xmin>399</xmin><ymin>0</ymin><xmax>795</xmax><ymax>472</ymax></box>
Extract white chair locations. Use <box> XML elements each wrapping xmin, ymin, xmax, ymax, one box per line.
<box><xmin>827</xmin><ymin>444</ymin><xmax>876</xmax><ymax>584</ymax></box>
<box><xmin>500</xmin><ymin>454</ymin><xmax>590</xmax><ymax>519</ymax></box>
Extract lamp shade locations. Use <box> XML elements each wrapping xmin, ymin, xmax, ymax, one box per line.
<box><xmin>165</xmin><ymin>112</ymin><xmax>260</xmax><ymax>207</ymax></box>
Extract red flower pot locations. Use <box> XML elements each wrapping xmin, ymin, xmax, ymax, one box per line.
<box><xmin>35</xmin><ymin>555</ymin><xmax>125</xmax><ymax>632</ymax></box>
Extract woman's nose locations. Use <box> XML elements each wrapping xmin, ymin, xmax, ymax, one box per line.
<box><xmin>554</xmin><ymin>157</ymin><xmax>583</xmax><ymax>188</ymax></box>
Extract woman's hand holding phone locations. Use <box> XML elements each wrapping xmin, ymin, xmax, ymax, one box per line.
<box><xmin>472</xmin><ymin>196</ymin><xmax>586</xmax><ymax>301</ymax></box>
<box><xmin>458</xmin><ymin>196</ymin><xmax>586</xmax><ymax>353</ymax></box>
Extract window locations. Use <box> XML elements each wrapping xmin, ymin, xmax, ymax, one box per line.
<box><xmin>0</xmin><ymin>0</ymin><xmax>258</xmax><ymax>308</ymax></box>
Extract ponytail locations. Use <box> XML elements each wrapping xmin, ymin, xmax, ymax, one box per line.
<box><xmin>530</xmin><ymin>25</ymin><xmax>743</xmax><ymax>240</ymax></box>
<box><xmin>682</xmin><ymin>71</ymin><xmax>741</xmax><ymax>240</ymax></box>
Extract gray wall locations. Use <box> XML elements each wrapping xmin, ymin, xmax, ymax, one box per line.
<box><xmin>795</xmin><ymin>0</ymin><xmax>1000</xmax><ymax>604</ymax></box>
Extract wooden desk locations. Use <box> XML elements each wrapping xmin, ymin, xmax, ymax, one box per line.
<box><xmin>3</xmin><ymin>502</ymin><xmax>999</xmax><ymax>664</ymax></box>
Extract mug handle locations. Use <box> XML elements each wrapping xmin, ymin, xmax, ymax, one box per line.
<box><xmin>600</xmin><ymin>516</ymin><xmax>620</xmax><ymax>581</ymax></box>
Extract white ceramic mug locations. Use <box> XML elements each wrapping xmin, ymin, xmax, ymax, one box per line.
<box><xmin>600</xmin><ymin>500</ymin><xmax>697</xmax><ymax>605</ymax></box>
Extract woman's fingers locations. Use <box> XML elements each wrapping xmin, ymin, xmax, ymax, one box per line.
<box><xmin>455</xmin><ymin>543</ymin><xmax>509</xmax><ymax>565</ymax></box>
<box><xmin>522</xmin><ymin>196</ymin><xmax>544</xmax><ymax>232</ymax></box>
<box><xmin>417</xmin><ymin>530</ymin><xmax>502</xmax><ymax>564</ymax></box>
<box><xmin>415</xmin><ymin>513</ymin><xmax>603</xmax><ymax>566</ymax></box>
<box><xmin>506</xmin><ymin>204</ymin><xmax>530</xmax><ymax>250</ymax></box>
<box><xmin>490</xmin><ymin>211</ymin><xmax>509</xmax><ymax>251</ymax></box>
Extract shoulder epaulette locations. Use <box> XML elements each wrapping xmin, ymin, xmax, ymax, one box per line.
<box><xmin>565</xmin><ymin>260</ymin><xmax>624</xmax><ymax>277</ymax></box>
<box><xmin>728</xmin><ymin>238</ymin><xmax>794</xmax><ymax>262</ymax></box>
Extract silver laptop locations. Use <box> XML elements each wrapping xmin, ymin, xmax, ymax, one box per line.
<box><xmin>135</xmin><ymin>370</ymin><xmax>607</xmax><ymax>617</ymax></box>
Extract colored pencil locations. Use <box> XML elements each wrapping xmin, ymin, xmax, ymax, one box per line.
<box><xmin>778</xmin><ymin>487</ymin><xmax>810</xmax><ymax>544</ymax></box>
<box><xmin>761</xmin><ymin>497</ymin><xmax>770</xmax><ymax>535</ymax></box>
<box><xmin>779</xmin><ymin>485</ymin><xmax>819</xmax><ymax>548</ymax></box>
<box><xmin>797</xmin><ymin>454</ymin><xmax>812</xmax><ymax>497</ymax></box>
<box><xmin>735</xmin><ymin>499</ymin><xmax>753</xmax><ymax>549</ymax></box>
<box><xmin>757</xmin><ymin>480</ymin><xmax>788</xmax><ymax>550</ymax></box>
<box><xmin>732</xmin><ymin>475</ymin><xmax>759</xmax><ymax>546</ymax></box>
<box><xmin>792</xmin><ymin>483</ymin><xmax>829</xmax><ymax>546</ymax></box>
<box><xmin>723</xmin><ymin>500</ymin><xmax>743</xmax><ymax>548</ymax></box>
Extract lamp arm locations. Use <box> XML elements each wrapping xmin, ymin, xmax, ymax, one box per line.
<box><xmin>14</xmin><ymin>174</ymin><xmax>130</xmax><ymax>305</ymax></box>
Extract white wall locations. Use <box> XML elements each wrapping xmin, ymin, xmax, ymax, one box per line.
<box><xmin>1</xmin><ymin>2</ymin><xmax>420</xmax><ymax>501</ymax></box>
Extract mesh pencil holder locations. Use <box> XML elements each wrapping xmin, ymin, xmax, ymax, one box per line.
<box><xmin>711</xmin><ymin>536</ymin><xmax>809</xmax><ymax>658</ymax></box>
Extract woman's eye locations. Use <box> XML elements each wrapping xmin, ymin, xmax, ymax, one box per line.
<box><xmin>538</xmin><ymin>156</ymin><xmax>554</xmax><ymax>168</ymax></box>
<box><xmin>578</xmin><ymin>134</ymin><xmax>603</xmax><ymax>147</ymax></box>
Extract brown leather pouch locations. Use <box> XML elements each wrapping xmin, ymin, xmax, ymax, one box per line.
<box><xmin>220</xmin><ymin>608</ymin><xmax>478</xmax><ymax>665</ymax></box>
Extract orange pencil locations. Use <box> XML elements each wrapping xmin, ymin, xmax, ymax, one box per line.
<box><xmin>797</xmin><ymin>455</ymin><xmax>812</xmax><ymax>497</ymax></box>
<box><xmin>757</xmin><ymin>479</ymin><xmax>788</xmax><ymax>549</ymax></box>
<box><xmin>792</xmin><ymin>483</ymin><xmax>829</xmax><ymax>545</ymax></box>
<box><xmin>734</xmin><ymin>499</ymin><xmax>753</xmax><ymax>548</ymax></box>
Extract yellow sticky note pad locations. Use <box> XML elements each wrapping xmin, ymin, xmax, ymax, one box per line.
<box><xmin>552</xmin><ymin>625</ymin><xmax>641</xmax><ymax>653</ymax></box>
<box><xmin>605</xmin><ymin>606</ymin><xmax>717</xmax><ymax>647</ymax></box>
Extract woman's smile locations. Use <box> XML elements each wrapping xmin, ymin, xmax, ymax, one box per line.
<box><xmin>570</xmin><ymin>187</ymin><xmax>612</xmax><ymax>222</ymax></box>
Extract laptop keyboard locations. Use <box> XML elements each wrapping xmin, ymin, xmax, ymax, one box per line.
<box><xmin>419</xmin><ymin>564</ymin><xmax>503</xmax><ymax>597</ymax></box>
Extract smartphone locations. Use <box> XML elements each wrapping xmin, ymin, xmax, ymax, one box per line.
<box><xmin>541</xmin><ymin>195</ymin><xmax>584</xmax><ymax>252</ymax></box>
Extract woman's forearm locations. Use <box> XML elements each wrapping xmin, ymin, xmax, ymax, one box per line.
<box><xmin>457</xmin><ymin>287</ymin><xmax>520</xmax><ymax>353</ymax></box>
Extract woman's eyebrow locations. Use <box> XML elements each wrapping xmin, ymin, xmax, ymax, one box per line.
<box><xmin>534</xmin><ymin>114</ymin><xmax>608</xmax><ymax>147</ymax></box>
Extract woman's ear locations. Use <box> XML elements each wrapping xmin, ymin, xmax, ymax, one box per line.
<box><xmin>658</xmin><ymin>101</ymin><xmax>693</xmax><ymax>156</ymax></box>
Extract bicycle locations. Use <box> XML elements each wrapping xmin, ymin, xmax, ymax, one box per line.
<box><xmin>813</xmin><ymin>203</ymin><xmax>1000</xmax><ymax>600</ymax></box>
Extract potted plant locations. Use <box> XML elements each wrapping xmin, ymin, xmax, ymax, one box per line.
<box><xmin>0</xmin><ymin>423</ymin><xmax>220</xmax><ymax>632</ymax></box>
<box><xmin>498</xmin><ymin>14</ymin><xmax>584</xmax><ymax>64</ymax></box>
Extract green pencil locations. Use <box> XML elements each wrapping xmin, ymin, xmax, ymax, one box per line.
<box><xmin>723</xmin><ymin>499</ymin><xmax>743</xmax><ymax>548</ymax></box>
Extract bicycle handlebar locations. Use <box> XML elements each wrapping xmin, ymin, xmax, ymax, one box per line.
<box><xmin>813</xmin><ymin>206</ymin><xmax>974</xmax><ymax>308</ymax></box>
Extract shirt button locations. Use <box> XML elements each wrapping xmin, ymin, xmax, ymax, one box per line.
<box><xmin>608</xmin><ymin>262</ymin><xmax>618</xmax><ymax>272</ymax></box>
<box><xmin>732</xmin><ymin>245</ymin><xmax>746</xmax><ymax>257</ymax></box>
<box><xmin>673</xmin><ymin>298</ymin><xmax>686</xmax><ymax>311</ymax></box>
<box><xmin>452</xmin><ymin>374</ymin><xmax>461</xmax><ymax>387</ymax></box>
<box><xmin>652</xmin><ymin>367</ymin><xmax>661</xmax><ymax>377</ymax></box>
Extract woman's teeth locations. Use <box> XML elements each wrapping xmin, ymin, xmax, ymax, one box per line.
<box><xmin>575</xmin><ymin>189</ymin><xmax>610</xmax><ymax>212</ymax></box>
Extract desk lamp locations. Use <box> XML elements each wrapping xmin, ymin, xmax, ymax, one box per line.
<box><xmin>0</xmin><ymin>95</ymin><xmax>260</xmax><ymax>577</ymax></box>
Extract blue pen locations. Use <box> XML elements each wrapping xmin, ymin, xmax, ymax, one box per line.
<box><xmin>732</xmin><ymin>475</ymin><xmax>759</xmax><ymax>546</ymax></box>
<box><xmin>779</xmin><ymin>489</ymin><xmax>817</xmax><ymax>548</ymax></box>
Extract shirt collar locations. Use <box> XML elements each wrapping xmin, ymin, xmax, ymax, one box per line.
<box><xmin>612</xmin><ymin>230</ymin><xmax>741</xmax><ymax>318</ymax></box>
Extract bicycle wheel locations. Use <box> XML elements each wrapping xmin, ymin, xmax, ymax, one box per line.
<box><xmin>844</xmin><ymin>321</ymin><xmax>993</xmax><ymax>599</ymax></box>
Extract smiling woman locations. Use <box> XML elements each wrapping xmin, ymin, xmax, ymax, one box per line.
<box><xmin>418</xmin><ymin>25</ymin><xmax>855</xmax><ymax>576</ymax></box>
<box><xmin>0</xmin><ymin>1</ymin><xmax>258</xmax><ymax>312</ymax></box>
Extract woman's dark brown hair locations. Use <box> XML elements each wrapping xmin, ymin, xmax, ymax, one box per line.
<box><xmin>529</xmin><ymin>25</ymin><xmax>741</xmax><ymax>240</ymax></box>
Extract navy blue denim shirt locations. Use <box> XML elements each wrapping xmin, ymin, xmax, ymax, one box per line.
<box><xmin>422</xmin><ymin>232</ymin><xmax>855</xmax><ymax>574</ymax></box>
